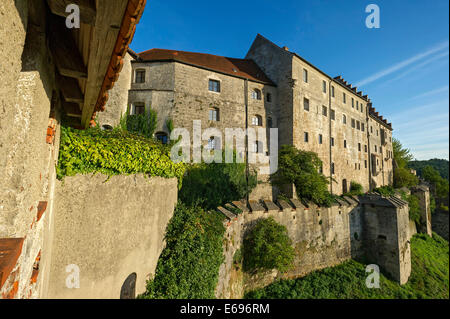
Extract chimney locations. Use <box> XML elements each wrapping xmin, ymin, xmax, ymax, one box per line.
<box><xmin>282</xmin><ymin>46</ymin><xmax>289</xmax><ymax>51</ymax></box>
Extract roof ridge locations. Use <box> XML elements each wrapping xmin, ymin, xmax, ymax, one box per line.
<box><xmin>138</xmin><ymin>48</ymin><xmax>253</xmax><ymax>62</ymax></box>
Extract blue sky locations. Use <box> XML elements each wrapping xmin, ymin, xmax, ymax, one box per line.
<box><xmin>130</xmin><ymin>0</ymin><xmax>449</xmax><ymax>160</ymax></box>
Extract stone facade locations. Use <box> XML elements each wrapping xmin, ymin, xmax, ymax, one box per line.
<box><xmin>121</xmin><ymin>34</ymin><xmax>395</xmax><ymax>199</ymax></box>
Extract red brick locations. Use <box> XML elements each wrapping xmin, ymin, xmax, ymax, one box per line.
<box><xmin>0</xmin><ymin>238</ymin><xmax>24</xmax><ymax>290</ymax></box>
<box><xmin>36</xmin><ymin>201</ymin><xmax>47</xmax><ymax>222</ymax></box>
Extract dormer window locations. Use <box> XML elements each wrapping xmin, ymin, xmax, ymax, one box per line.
<box><xmin>135</xmin><ymin>69</ymin><xmax>145</xmax><ymax>83</ymax></box>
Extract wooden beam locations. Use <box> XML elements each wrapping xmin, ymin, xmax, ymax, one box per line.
<box><xmin>49</xmin><ymin>16</ymin><xmax>88</xmax><ymax>79</ymax></box>
<box><xmin>63</xmin><ymin>101</ymin><xmax>82</xmax><ymax>118</ymax></box>
<box><xmin>58</xmin><ymin>74</ymin><xmax>84</xmax><ymax>103</ymax></box>
<box><xmin>47</xmin><ymin>0</ymin><xmax>96</xmax><ymax>25</ymax></box>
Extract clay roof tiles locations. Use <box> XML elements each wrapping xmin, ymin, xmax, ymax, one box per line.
<box><xmin>136</xmin><ymin>48</ymin><xmax>275</xmax><ymax>85</ymax></box>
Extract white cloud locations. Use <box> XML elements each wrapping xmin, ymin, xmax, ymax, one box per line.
<box><xmin>355</xmin><ymin>40</ymin><xmax>449</xmax><ymax>87</ymax></box>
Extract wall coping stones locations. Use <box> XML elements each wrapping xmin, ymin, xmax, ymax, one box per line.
<box><xmin>0</xmin><ymin>238</ymin><xmax>25</xmax><ymax>289</ymax></box>
<box><xmin>290</xmin><ymin>198</ymin><xmax>306</xmax><ymax>210</ymax></box>
<box><xmin>343</xmin><ymin>196</ymin><xmax>358</xmax><ymax>206</ymax></box>
<box><xmin>248</xmin><ymin>200</ymin><xmax>265</xmax><ymax>213</ymax></box>
<box><xmin>232</xmin><ymin>200</ymin><xmax>249</xmax><ymax>213</ymax></box>
<box><xmin>335</xmin><ymin>197</ymin><xmax>349</xmax><ymax>207</ymax></box>
<box><xmin>217</xmin><ymin>206</ymin><xmax>237</xmax><ymax>221</ymax></box>
<box><xmin>278</xmin><ymin>199</ymin><xmax>294</xmax><ymax>212</ymax></box>
<box><xmin>263</xmin><ymin>200</ymin><xmax>281</xmax><ymax>213</ymax></box>
<box><xmin>225</xmin><ymin>203</ymin><xmax>241</xmax><ymax>214</ymax></box>
<box><xmin>351</xmin><ymin>195</ymin><xmax>360</xmax><ymax>204</ymax></box>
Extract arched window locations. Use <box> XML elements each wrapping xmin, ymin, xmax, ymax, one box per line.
<box><xmin>252</xmin><ymin>115</ymin><xmax>262</xmax><ymax>126</ymax></box>
<box><xmin>155</xmin><ymin>132</ymin><xmax>169</xmax><ymax>144</ymax></box>
<box><xmin>209</xmin><ymin>107</ymin><xmax>219</xmax><ymax>121</ymax></box>
<box><xmin>207</xmin><ymin>136</ymin><xmax>220</xmax><ymax>150</ymax></box>
<box><xmin>342</xmin><ymin>114</ymin><xmax>347</xmax><ymax>124</ymax></box>
<box><xmin>253</xmin><ymin>141</ymin><xmax>263</xmax><ymax>153</ymax></box>
<box><xmin>251</xmin><ymin>89</ymin><xmax>261</xmax><ymax>100</ymax></box>
<box><xmin>135</xmin><ymin>69</ymin><xmax>146</xmax><ymax>83</ymax></box>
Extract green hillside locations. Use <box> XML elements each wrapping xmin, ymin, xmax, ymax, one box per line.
<box><xmin>409</xmin><ymin>159</ymin><xmax>449</xmax><ymax>181</ymax></box>
<box><xmin>245</xmin><ymin>233</ymin><xmax>449</xmax><ymax>299</ymax></box>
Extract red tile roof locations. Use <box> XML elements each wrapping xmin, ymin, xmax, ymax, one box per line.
<box><xmin>137</xmin><ymin>49</ymin><xmax>275</xmax><ymax>85</ymax></box>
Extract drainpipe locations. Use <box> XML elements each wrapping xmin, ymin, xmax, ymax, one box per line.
<box><xmin>328</xmin><ymin>80</ymin><xmax>333</xmax><ymax>195</ymax></box>
<box><xmin>244</xmin><ymin>79</ymin><xmax>249</xmax><ymax>204</ymax></box>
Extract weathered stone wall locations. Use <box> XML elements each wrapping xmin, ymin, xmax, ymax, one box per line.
<box><xmin>44</xmin><ymin>174</ymin><xmax>178</xmax><ymax>299</ymax></box>
<box><xmin>411</xmin><ymin>185</ymin><xmax>432</xmax><ymax>236</ymax></box>
<box><xmin>215</xmin><ymin>194</ymin><xmax>411</xmax><ymax>297</ymax></box>
<box><xmin>215</xmin><ymin>198</ymin><xmax>360</xmax><ymax>298</ymax></box>
<box><xmin>1</xmin><ymin>0</ymin><xmax>61</xmax><ymax>299</ymax></box>
<box><xmin>96</xmin><ymin>52</ymin><xmax>133</xmax><ymax>128</ymax></box>
<box><xmin>128</xmin><ymin>59</ymin><xmax>278</xmax><ymax>199</ymax></box>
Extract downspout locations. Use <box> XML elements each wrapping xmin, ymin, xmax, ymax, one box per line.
<box><xmin>367</xmin><ymin>104</ymin><xmax>372</xmax><ymax>191</ymax></box>
<box><xmin>328</xmin><ymin>80</ymin><xmax>333</xmax><ymax>195</ymax></box>
<box><xmin>244</xmin><ymin>79</ymin><xmax>249</xmax><ymax>204</ymax></box>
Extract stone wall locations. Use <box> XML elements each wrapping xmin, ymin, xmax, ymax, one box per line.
<box><xmin>96</xmin><ymin>52</ymin><xmax>133</xmax><ymax>128</ymax></box>
<box><xmin>215</xmin><ymin>194</ymin><xmax>411</xmax><ymax>297</ymax></box>
<box><xmin>0</xmin><ymin>0</ymin><xmax>61</xmax><ymax>299</ymax></box>
<box><xmin>44</xmin><ymin>174</ymin><xmax>178</xmax><ymax>299</ymax></box>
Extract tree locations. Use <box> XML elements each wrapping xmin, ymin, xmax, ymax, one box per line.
<box><xmin>392</xmin><ymin>138</ymin><xmax>418</xmax><ymax>188</ymax></box>
<box><xmin>270</xmin><ymin>145</ymin><xmax>332</xmax><ymax>206</ymax></box>
<box><xmin>422</xmin><ymin>165</ymin><xmax>449</xmax><ymax>200</ymax></box>
<box><xmin>243</xmin><ymin>217</ymin><xmax>295</xmax><ymax>273</ymax></box>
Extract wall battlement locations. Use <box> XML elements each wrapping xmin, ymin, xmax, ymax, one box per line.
<box><xmin>215</xmin><ymin>194</ymin><xmax>412</xmax><ymax>298</ymax></box>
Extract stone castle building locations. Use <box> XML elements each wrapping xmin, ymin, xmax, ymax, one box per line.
<box><xmin>105</xmin><ymin>34</ymin><xmax>394</xmax><ymax>198</ymax></box>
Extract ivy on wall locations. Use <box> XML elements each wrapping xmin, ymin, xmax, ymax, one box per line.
<box><xmin>57</xmin><ymin>126</ymin><xmax>186</xmax><ymax>187</ymax></box>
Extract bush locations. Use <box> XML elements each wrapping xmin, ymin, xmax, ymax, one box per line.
<box><xmin>243</xmin><ymin>217</ymin><xmax>295</xmax><ymax>273</ymax></box>
<box><xmin>394</xmin><ymin>167</ymin><xmax>419</xmax><ymax>188</ymax></box>
<box><xmin>140</xmin><ymin>203</ymin><xmax>226</xmax><ymax>299</ymax></box>
<box><xmin>408</xmin><ymin>194</ymin><xmax>421</xmax><ymax>225</ymax></box>
<box><xmin>344</xmin><ymin>181</ymin><xmax>363</xmax><ymax>196</ymax></box>
<box><xmin>270</xmin><ymin>145</ymin><xmax>333</xmax><ymax>206</ymax></box>
<box><xmin>57</xmin><ymin>126</ymin><xmax>186</xmax><ymax>186</ymax></box>
<box><xmin>373</xmin><ymin>185</ymin><xmax>396</xmax><ymax>197</ymax></box>
<box><xmin>119</xmin><ymin>108</ymin><xmax>158</xmax><ymax>139</ymax></box>
<box><xmin>179</xmin><ymin>159</ymin><xmax>257</xmax><ymax>210</ymax></box>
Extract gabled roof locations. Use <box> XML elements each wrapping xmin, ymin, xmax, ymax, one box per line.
<box><xmin>136</xmin><ymin>48</ymin><xmax>275</xmax><ymax>85</ymax></box>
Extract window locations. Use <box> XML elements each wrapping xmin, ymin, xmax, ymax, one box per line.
<box><xmin>359</xmin><ymin>163</ymin><xmax>361</xmax><ymax>170</ymax></box>
<box><xmin>208</xmin><ymin>79</ymin><xmax>220</xmax><ymax>92</ymax></box>
<box><xmin>356</xmin><ymin>101</ymin><xmax>359</xmax><ymax>111</ymax></box>
<box><xmin>209</xmin><ymin>108</ymin><xmax>219</xmax><ymax>121</ymax></box>
<box><xmin>352</xmin><ymin>98</ymin><xmax>354</xmax><ymax>108</ymax></box>
<box><xmin>304</xmin><ymin>132</ymin><xmax>309</xmax><ymax>143</ymax></box>
<box><xmin>253</xmin><ymin>141</ymin><xmax>263</xmax><ymax>153</ymax></box>
<box><xmin>331</xmin><ymin>163</ymin><xmax>335</xmax><ymax>174</ymax></box>
<box><xmin>155</xmin><ymin>132</ymin><xmax>169</xmax><ymax>144</ymax></box>
<box><xmin>319</xmin><ymin>134</ymin><xmax>323</xmax><ymax>144</ymax></box>
<box><xmin>343</xmin><ymin>93</ymin><xmax>346</xmax><ymax>104</ymax></box>
<box><xmin>304</xmin><ymin>98</ymin><xmax>310</xmax><ymax>111</ymax></box>
<box><xmin>375</xmin><ymin>145</ymin><xmax>377</xmax><ymax>152</ymax></box>
<box><xmin>330</xmin><ymin>109</ymin><xmax>335</xmax><ymax>120</ymax></box>
<box><xmin>355</xmin><ymin>163</ymin><xmax>357</xmax><ymax>170</ymax></box>
<box><xmin>133</xmin><ymin>103</ymin><xmax>145</xmax><ymax>115</ymax></box>
<box><xmin>266</xmin><ymin>93</ymin><xmax>272</xmax><ymax>102</ymax></box>
<box><xmin>361</xmin><ymin>105</ymin><xmax>364</xmax><ymax>113</ymax></box>
<box><xmin>251</xmin><ymin>89</ymin><xmax>261</xmax><ymax>100</ymax></box>
<box><xmin>267</xmin><ymin>117</ymin><xmax>273</xmax><ymax>128</ymax></box>
<box><xmin>380</xmin><ymin>146</ymin><xmax>383</xmax><ymax>154</ymax></box>
<box><xmin>361</xmin><ymin>123</ymin><xmax>365</xmax><ymax>132</ymax></box>
<box><xmin>365</xmin><ymin>144</ymin><xmax>368</xmax><ymax>152</ymax></box>
<box><xmin>365</xmin><ymin>160</ymin><xmax>367</xmax><ymax>168</ymax></box>
<box><xmin>331</xmin><ymin>137</ymin><xmax>335</xmax><ymax>146</ymax></box>
<box><xmin>322</xmin><ymin>105</ymin><xmax>327</xmax><ymax>117</ymax></box>
<box><xmin>376</xmin><ymin>130</ymin><xmax>379</xmax><ymax>136</ymax></box>
<box><xmin>252</xmin><ymin>115</ymin><xmax>262</xmax><ymax>126</ymax></box>
<box><xmin>351</xmin><ymin>118</ymin><xmax>356</xmax><ymax>128</ymax></box>
<box><xmin>135</xmin><ymin>69</ymin><xmax>145</xmax><ymax>83</ymax></box>
<box><xmin>331</xmin><ymin>86</ymin><xmax>335</xmax><ymax>97</ymax></box>
<box><xmin>322</xmin><ymin>80</ymin><xmax>327</xmax><ymax>93</ymax></box>
<box><xmin>343</xmin><ymin>114</ymin><xmax>347</xmax><ymax>124</ymax></box>
<box><xmin>207</xmin><ymin>136</ymin><xmax>220</xmax><ymax>150</ymax></box>
<box><xmin>344</xmin><ymin>140</ymin><xmax>347</xmax><ymax>148</ymax></box>
<box><xmin>358</xmin><ymin>143</ymin><xmax>361</xmax><ymax>151</ymax></box>
<box><xmin>370</xmin><ymin>126</ymin><xmax>373</xmax><ymax>133</ymax></box>
<box><xmin>356</xmin><ymin>121</ymin><xmax>360</xmax><ymax>130</ymax></box>
<box><xmin>303</xmin><ymin>68</ymin><xmax>308</xmax><ymax>83</ymax></box>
